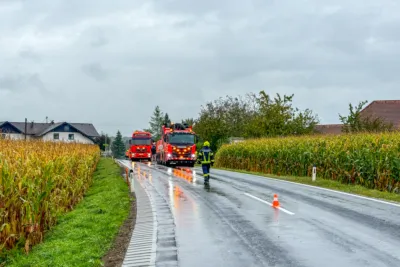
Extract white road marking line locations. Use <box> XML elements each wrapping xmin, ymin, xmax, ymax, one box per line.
<box><xmin>244</xmin><ymin>192</ymin><xmax>295</xmax><ymax>215</ymax></box>
<box><xmin>210</xmin><ymin>169</ymin><xmax>400</xmax><ymax>208</ymax></box>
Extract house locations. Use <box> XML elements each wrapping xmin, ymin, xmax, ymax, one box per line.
<box><xmin>0</xmin><ymin>121</ymin><xmax>100</xmax><ymax>144</ymax></box>
<box><xmin>315</xmin><ymin>100</ymin><xmax>400</xmax><ymax>134</ymax></box>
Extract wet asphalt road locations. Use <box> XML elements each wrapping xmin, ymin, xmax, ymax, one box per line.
<box><xmin>123</xmin><ymin>160</ymin><xmax>400</xmax><ymax>267</ymax></box>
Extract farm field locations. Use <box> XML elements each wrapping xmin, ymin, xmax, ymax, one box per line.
<box><xmin>215</xmin><ymin>132</ymin><xmax>400</xmax><ymax>194</ymax></box>
<box><xmin>0</xmin><ymin>139</ymin><xmax>100</xmax><ymax>257</ymax></box>
<box><xmin>4</xmin><ymin>158</ymin><xmax>132</xmax><ymax>266</ymax></box>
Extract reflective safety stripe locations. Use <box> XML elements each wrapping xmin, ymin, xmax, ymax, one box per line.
<box><xmin>203</xmin><ymin>173</ymin><xmax>209</xmax><ymax>177</ymax></box>
<box><xmin>201</xmin><ymin>151</ymin><xmax>211</xmax><ymax>164</ymax></box>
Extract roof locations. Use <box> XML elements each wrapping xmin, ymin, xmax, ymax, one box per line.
<box><xmin>314</xmin><ymin>124</ymin><xmax>343</xmax><ymax>134</ymax></box>
<box><xmin>360</xmin><ymin>100</ymin><xmax>400</xmax><ymax>128</ymax></box>
<box><xmin>2</xmin><ymin>122</ymin><xmax>51</xmax><ymax>135</ymax></box>
<box><xmin>69</xmin><ymin>123</ymin><xmax>100</xmax><ymax>137</ymax></box>
<box><xmin>0</xmin><ymin>121</ymin><xmax>100</xmax><ymax>138</ymax></box>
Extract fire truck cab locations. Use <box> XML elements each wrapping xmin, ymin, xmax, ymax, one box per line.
<box><xmin>127</xmin><ymin>131</ymin><xmax>152</xmax><ymax>161</ymax></box>
<box><xmin>156</xmin><ymin>122</ymin><xmax>197</xmax><ymax>167</ymax></box>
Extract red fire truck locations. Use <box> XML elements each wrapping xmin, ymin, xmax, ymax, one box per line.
<box><xmin>156</xmin><ymin>122</ymin><xmax>197</xmax><ymax>167</ymax></box>
<box><xmin>127</xmin><ymin>131</ymin><xmax>152</xmax><ymax>161</ymax></box>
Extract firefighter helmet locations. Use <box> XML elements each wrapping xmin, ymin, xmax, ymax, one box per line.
<box><xmin>203</xmin><ymin>141</ymin><xmax>210</xmax><ymax>147</ymax></box>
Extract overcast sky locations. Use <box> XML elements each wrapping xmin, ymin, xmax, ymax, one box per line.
<box><xmin>1</xmin><ymin>0</ymin><xmax>399</xmax><ymax>136</ymax></box>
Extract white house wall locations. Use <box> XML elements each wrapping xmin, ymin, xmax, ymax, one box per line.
<box><xmin>0</xmin><ymin>133</ymin><xmax>32</xmax><ymax>140</ymax></box>
<box><xmin>42</xmin><ymin>132</ymin><xmax>94</xmax><ymax>144</ymax></box>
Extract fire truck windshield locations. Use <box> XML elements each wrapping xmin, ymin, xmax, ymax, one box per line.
<box><xmin>131</xmin><ymin>138</ymin><xmax>151</xmax><ymax>145</ymax></box>
<box><xmin>167</xmin><ymin>133</ymin><xmax>195</xmax><ymax>144</ymax></box>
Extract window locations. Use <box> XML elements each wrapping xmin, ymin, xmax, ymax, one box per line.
<box><xmin>167</xmin><ymin>133</ymin><xmax>195</xmax><ymax>144</ymax></box>
<box><xmin>1</xmin><ymin>133</ymin><xmax>6</xmax><ymax>139</ymax></box>
<box><xmin>68</xmin><ymin>134</ymin><xmax>74</xmax><ymax>140</ymax></box>
<box><xmin>53</xmin><ymin>133</ymin><xmax>59</xmax><ymax>140</ymax></box>
<box><xmin>131</xmin><ymin>138</ymin><xmax>151</xmax><ymax>145</ymax></box>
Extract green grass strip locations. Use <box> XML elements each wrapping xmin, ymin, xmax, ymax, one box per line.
<box><xmin>213</xmin><ymin>166</ymin><xmax>400</xmax><ymax>203</ymax></box>
<box><xmin>5</xmin><ymin>158</ymin><xmax>131</xmax><ymax>267</ymax></box>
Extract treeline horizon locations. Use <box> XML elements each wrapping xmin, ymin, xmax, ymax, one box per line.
<box><xmin>105</xmin><ymin>90</ymin><xmax>395</xmax><ymax>152</ymax></box>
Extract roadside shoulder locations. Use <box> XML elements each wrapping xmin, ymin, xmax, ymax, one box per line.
<box><xmin>212</xmin><ymin>166</ymin><xmax>400</xmax><ymax>205</ymax></box>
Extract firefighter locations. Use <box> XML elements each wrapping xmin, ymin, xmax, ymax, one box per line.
<box><xmin>197</xmin><ymin>141</ymin><xmax>214</xmax><ymax>184</ymax></box>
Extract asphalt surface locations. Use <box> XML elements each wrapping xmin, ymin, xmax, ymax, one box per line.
<box><xmin>122</xmin><ymin>160</ymin><xmax>400</xmax><ymax>267</ymax></box>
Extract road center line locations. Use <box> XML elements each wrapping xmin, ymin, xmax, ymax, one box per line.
<box><xmin>244</xmin><ymin>193</ymin><xmax>295</xmax><ymax>215</ymax></box>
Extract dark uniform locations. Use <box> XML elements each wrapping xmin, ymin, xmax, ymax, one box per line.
<box><xmin>197</xmin><ymin>141</ymin><xmax>214</xmax><ymax>184</ymax></box>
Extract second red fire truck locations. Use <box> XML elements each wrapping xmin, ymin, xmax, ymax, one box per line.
<box><xmin>127</xmin><ymin>130</ymin><xmax>152</xmax><ymax>161</ymax></box>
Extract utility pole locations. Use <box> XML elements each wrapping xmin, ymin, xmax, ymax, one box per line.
<box><xmin>24</xmin><ymin>118</ymin><xmax>27</xmax><ymax>140</ymax></box>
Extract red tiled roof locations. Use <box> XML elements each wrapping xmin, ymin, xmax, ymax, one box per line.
<box><xmin>360</xmin><ymin>100</ymin><xmax>400</xmax><ymax>128</ymax></box>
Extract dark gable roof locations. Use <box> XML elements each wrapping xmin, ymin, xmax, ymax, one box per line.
<box><xmin>0</xmin><ymin>121</ymin><xmax>100</xmax><ymax>138</ymax></box>
<box><xmin>69</xmin><ymin>123</ymin><xmax>100</xmax><ymax>137</ymax></box>
<box><xmin>2</xmin><ymin>122</ymin><xmax>50</xmax><ymax>135</ymax></box>
<box><xmin>0</xmin><ymin>121</ymin><xmax>24</xmax><ymax>133</ymax></box>
<box><xmin>360</xmin><ymin>100</ymin><xmax>400</xmax><ymax>128</ymax></box>
<box><xmin>37</xmin><ymin>122</ymin><xmax>65</xmax><ymax>136</ymax></box>
<box><xmin>37</xmin><ymin>122</ymin><xmax>100</xmax><ymax>138</ymax></box>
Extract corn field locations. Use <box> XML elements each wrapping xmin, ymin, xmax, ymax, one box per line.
<box><xmin>0</xmin><ymin>139</ymin><xmax>100</xmax><ymax>254</ymax></box>
<box><xmin>215</xmin><ymin>132</ymin><xmax>400</xmax><ymax>193</ymax></box>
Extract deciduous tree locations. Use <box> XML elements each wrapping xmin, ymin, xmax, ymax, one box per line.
<box><xmin>95</xmin><ymin>132</ymin><xmax>111</xmax><ymax>151</ymax></box>
<box><xmin>193</xmin><ymin>91</ymin><xmax>319</xmax><ymax>151</ymax></box>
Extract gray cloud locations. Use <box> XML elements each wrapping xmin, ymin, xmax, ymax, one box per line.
<box><xmin>91</xmin><ymin>35</ymin><xmax>108</xmax><ymax>47</ymax></box>
<box><xmin>19</xmin><ymin>49</ymin><xmax>41</xmax><ymax>61</ymax></box>
<box><xmin>0</xmin><ymin>73</ymin><xmax>46</xmax><ymax>92</ymax></box>
<box><xmin>82</xmin><ymin>63</ymin><xmax>108</xmax><ymax>81</ymax></box>
<box><xmin>1</xmin><ymin>0</ymin><xmax>400</xmax><ymax>136</ymax></box>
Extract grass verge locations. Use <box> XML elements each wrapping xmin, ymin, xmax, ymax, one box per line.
<box><xmin>4</xmin><ymin>158</ymin><xmax>131</xmax><ymax>267</ymax></box>
<box><xmin>210</xmin><ymin>166</ymin><xmax>400</xmax><ymax>203</ymax></box>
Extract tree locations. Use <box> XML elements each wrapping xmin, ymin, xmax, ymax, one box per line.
<box><xmin>95</xmin><ymin>132</ymin><xmax>111</xmax><ymax>151</ymax></box>
<box><xmin>339</xmin><ymin>100</ymin><xmax>394</xmax><ymax>133</ymax></box>
<box><xmin>164</xmin><ymin>113</ymin><xmax>171</xmax><ymax>126</ymax></box>
<box><xmin>182</xmin><ymin>118</ymin><xmax>194</xmax><ymax>126</ymax></box>
<box><xmin>244</xmin><ymin>91</ymin><xmax>319</xmax><ymax>137</ymax></box>
<box><xmin>148</xmin><ymin>106</ymin><xmax>164</xmax><ymax>141</ymax></box>
<box><xmin>193</xmin><ymin>93</ymin><xmax>258</xmax><ymax>151</ymax></box>
<box><xmin>193</xmin><ymin>91</ymin><xmax>319</xmax><ymax>151</ymax></box>
<box><xmin>111</xmin><ymin>130</ymin><xmax>126</xmax><ymax>158</ymax></box>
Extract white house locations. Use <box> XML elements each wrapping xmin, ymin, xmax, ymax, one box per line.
<box><xmin>0</xmin><ymin>121</ymin><xmax>100</xmax><ymax>144</ymax></box>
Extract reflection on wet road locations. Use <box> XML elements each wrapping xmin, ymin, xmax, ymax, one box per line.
<box><xmin>124</xmin><ymin>160</ymin><xmax>400</xmax><ymax>267</ymax></box>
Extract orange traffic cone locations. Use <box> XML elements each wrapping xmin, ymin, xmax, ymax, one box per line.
<box><xmin>272</xmin><ymin>194</ymin><xmax>280</xmax><ymax>208</ymax></box>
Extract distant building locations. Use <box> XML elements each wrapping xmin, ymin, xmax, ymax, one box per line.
<box><xmin>0</xmin><ymin>121</ymin><xmax>100</xmax><ymax>144</ymax></box>
<box><xmin>315</xmin><ymin>100</ymin><xmax>400</xmax><ymax>134</ymax></box>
